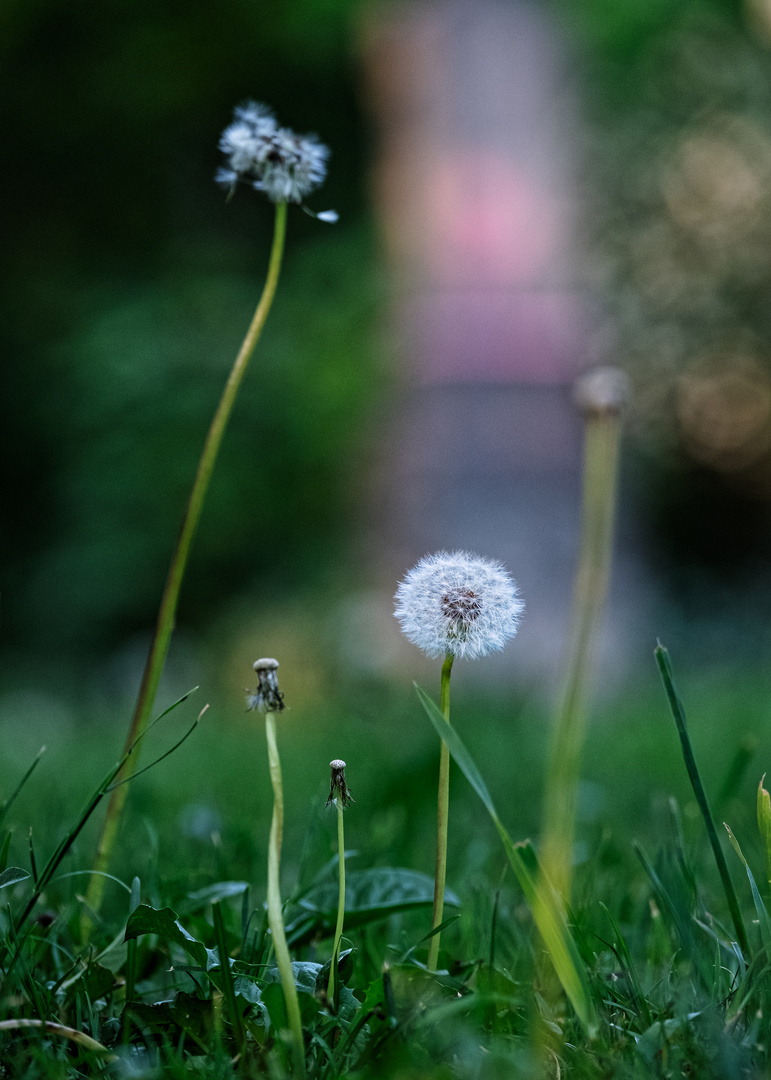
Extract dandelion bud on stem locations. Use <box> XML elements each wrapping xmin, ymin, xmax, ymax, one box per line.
<box><xmin>327</xmin><ymin>758</ymin><xmax>352</xmax><ymax>1007</ymax></box>
<box><xmin>252</xmin><ymin>661</ymin><xmax>305</xmax><ymax>1076</ymax></box>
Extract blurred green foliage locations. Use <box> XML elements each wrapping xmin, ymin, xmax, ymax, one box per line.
<box><xmin>5</xmin><ymin>0</ymin><xmax>771</xmax><ymax>677</ymax></box>
<box><xmin>0</xmin><ymin>0</ymin><xmax>381</xmax><ymax>666</ymax></box>
<box><xmin>565</xmin><ymin>0</ymin><xmax>771</xmax><ymax>598</ymax></box>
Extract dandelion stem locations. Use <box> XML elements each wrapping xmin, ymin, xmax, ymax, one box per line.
<box><xmin>427</xmin><ymin>653</ymin><xmax>454</xmax><ymax>971</ymax></box>
<box><xmin>265</xmin><ymin>710</ymin><xmax>306</xmax><ymax>1076</ymax></box>
<box><xmin>541</xmin><ymin>406</ymin><xmax>622</xmax><ymax>902</ymax></box>
<box><xmin>85</xmin><ymin>202</ymin><xmax>288</xmax><ymax>917</ymax></box>
<box><xmin>327</xmin><ymin>796</ymin><xmax>346</xmax><ymax>1006</ymax></box>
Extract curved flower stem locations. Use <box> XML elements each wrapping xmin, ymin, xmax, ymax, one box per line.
<box><xmin>427</xmin><ymin>653</ymin><xmax>454</xmax><ymax>972</ymax></box>
<box><xmin>265</xmin><ymin>710</ymin><xmax>306</xmax><ymax>1076</ymax></box>
<box><xmin>327</xmin><ymin>796</ymin><xmax>346</xmax><ymax>1006</ymax></box>
<box><xmin>84</xmin><ymin>203</ymin><xmax>288</xmax><ymax>918</ymax></box>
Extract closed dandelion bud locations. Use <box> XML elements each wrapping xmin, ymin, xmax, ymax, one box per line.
<box><xmin>246</xmin><ymin>658</ymin><xmax>285</xmax><ymax>714</ymax></box>
<box><xmin>327</xmin><ymin>759</ymin><xmax>354</xmax><ymax>809</ymax></box>
<box><xmin>574</xmin><ymin>366</ymin><xmax>631</xmax><ymax>417</ymax></box>
<box><xmin>394</xmin><ymin>551</ymin><xmax>524</xmax><ymax>661</ymax></box>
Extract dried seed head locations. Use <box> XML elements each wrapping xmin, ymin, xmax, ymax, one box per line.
<box><xmin>394</xmin><ymin>551</ymin><xmax>524</xmax><ymax>660</ymax></box>
<box><xmin>327</xmin><ymin>759</ymin><xmax>354</xmax><ymax>808</ymax></box>
<box><xmin>246</xmin><ymin>658</ymin><xmax>285</xmax><ymax>714</ymax></box>
<box><xmin>574</xmin><ymin>366</ymin><xmax>631</xmax><ymax>417</ymax></box>
<box><xmin>253</xmin><ymin>658</ymin><xmax>279</xmax><ymax>672</ymax></box>
<box><xmin>217</xmin><ymin>100</ymin><xmax>331</xmax><ymax>206</ymax></box>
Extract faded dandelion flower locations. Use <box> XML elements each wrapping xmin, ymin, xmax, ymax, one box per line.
<box><xmin>246</xmin><ymin>658</ymin><xmax>285</xmax><ymax>714</ymax></box>
<box><xmin>394</xmin><ymin>551</ymin><xmax>524</xmax><ymax>661</ymax></box>
<box><xmin>217</xmin><ymin>100</ymin><xmax>331</xmax><ymax>207</ymax></box>
<box><xmin>327</xmin><ymin>759</ymin><xmax>354</xmax><ymax>808</ymax></box>
<box><xmin>574</xmin><ymin>366</ymin><xmax>631</xmax><ymax>417</ymax></box>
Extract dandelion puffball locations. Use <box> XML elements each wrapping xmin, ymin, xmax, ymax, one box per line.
<box><xmin>394</xmin><ymin>550</ymin><xmax>524</xmax><ymax>661</ymax></box>
<box><xmin>217</xmin><ymin>100</ymin><xmax>330</xmax><ymax>205</ymax></box>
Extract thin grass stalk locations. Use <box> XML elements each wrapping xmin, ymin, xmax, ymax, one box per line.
<box><xmin>86</xmin><ymin>202</ymin><xmax>288</xmax><ymax>915</ymax></box>
<box><xmin>212</xmin><ymin>900</ymin><xmax>246</xmax><ymax>1054</ymax></box>
<box><xmin>327</xmin><ymin>797</ymin><xmax>346</xmax><ymax>1006</ymax></box>
<box><xmin>427</xmin><ymin>654</ymin><xmax>454</xmax><ymax>972</ymax></box>
<box><xmin>265</xmin><ymin>710</ymin><xmax>306</xmax><ymax>1076</ymax></box>
<box><xmin>541</xmin><ymin>407</ymin><xmax>622</xmax><ymax>902</ymax></box>
<box><xmin>121</xmin><ymin>876</ymin><xmax>141</xmax><ymax>1044</ymax></box>
<box><xmin>18</xmin><ymin>691</ymin><xmax>199</xmax><ymax>930</ymax></box>
<box><xmin>655</xmin><ymin>643</ymin><xmax>749</xmax><ymax>954</ymax></box>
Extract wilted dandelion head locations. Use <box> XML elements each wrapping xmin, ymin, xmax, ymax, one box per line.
<box><xmin>327</xmin><ymin>758</ymin><xmax>354</xmax><ymax>808</ymax></box>
<box><xmin>574</xmin><ymin>366</ymin><xmax>631</xmax><ymax>417</ymax></box>
<box><xmin>394</xmin><ymin>551</ymin><xmax>524</xmax><ymax>661</ymax></box>
<box><xmin>246</xmin><ymin>658</ymin><xmax>285</xmax><ymax>714</ymax></box>
<box><xmin>217</xmin><ymin>100</ymin><xmax>330</xmax><ymax>205</ymax></box>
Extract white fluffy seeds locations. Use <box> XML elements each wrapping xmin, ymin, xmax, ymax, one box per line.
<box><xmin>394</xmin><ymin>551</ymin><xmax>524</xmax><ymax>661</ymax></box>
<box><xmin>217</xmin><ymin>101</ymin><xmax>330</xmax><ymax>205</ymax></box>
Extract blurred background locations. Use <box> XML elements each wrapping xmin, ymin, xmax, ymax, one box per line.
<box><xmin>4</xmin><ymin>0</ymin><xmax>771</xmax><ymax>904</ymax></box>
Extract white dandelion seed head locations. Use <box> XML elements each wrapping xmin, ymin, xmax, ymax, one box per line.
<box><xmin>217</xmin><ymin>101</ymin><xmax>329</xmax><ymax>205</ymax></box>
<box><xmin>233</xmin><ymin>101</ymin><xmax>276</xmax><ymax>131</ymax></box>
<box><xmin>394</xmin><ymin>550</ymin><xmax>524</xmax><ymax>661</ymax></box>
<box><xmin>257</xmin><ymin>127</ymin><xmax>329</xmax><ymax>204</ymax></box>
<box><xmin>219</xmin><ymin>123</ymin><xmax>260</xmax><ymax>174</ymax></box>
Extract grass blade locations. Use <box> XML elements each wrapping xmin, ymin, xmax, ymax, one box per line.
<box><xmin>416</xmin><ymin>683</ymin><xmax>596</xmax><ymax>1033</ymax></box>
<box><xmin>724</xmin><ymin>823</ymin><xmax>771</xmax><ymax>952</ymax></box>
<box><xmin>0</xmin><ymin>747</ymin><xmax>45</xmax><ymax>830</ymax></box>
<box><xmin>655</xmin><ymin>643</ymin><xmax>749</xmax><ymax>954</ymax></box>
<box><xmin>757</xmin><ymin>776</ymin><xmax>771</xmax><ymax>893</ymax></box>
<box><xmin>212</xmin><ymin>901</ymin><xmax>246</xmax><ymax>1053</ymax></box>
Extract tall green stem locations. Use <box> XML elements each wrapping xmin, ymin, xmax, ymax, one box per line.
<box><xmin>265</xmin><ymin>712</ymin><xmax>306</xmax><ymax>1074</ymax></box>
<box><xmin>541</xmin><ymin>409</ymin><xmax>622</xmax><ymax>902</ymax></box>
<box><xmin>85</xmin><ymin>203</ymin><xmax>288</xmax><ymax>916</ymax></box>
<box><xmin>327</xmin><ymin>797</ymin><xmax>346</xmax><ymax>1005</ymax></box>
<box><xmin>427</xmin><ymin>653</ymin><xmax>454</xmax><ymax>971</ymax></box>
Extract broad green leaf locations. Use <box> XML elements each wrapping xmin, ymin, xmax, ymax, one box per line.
<box><xmin>416</xmin><ymin>683</ymin><xmax>596</xmax><ymax>1034</ymax></box>
<box><xmin>263</xmin><ymin>961</ymin><xmax>361</xmax><ymax>1024</ymax></box>
<box><xmin>82</xmin><ymin>960</ymin><xmax>117</xmax><ymax>1001</ymax></box>
<box><xmin>124</xmin><ymin>904</ymin><xmax>208</xmax><ymax>969</ymax></box>
<box><xmin>298</xmin><ymin>867</ymin><xmax>458</xmax><ymax>926</ymax></box>
<box><xmin>758</xmin><ymin>776</ymin><xmax>771</xmax><ymax>893</ymax></box>
<box><xmin>124</xmin><ymin>994</ymin><xmax>213</xmax><ymax>1050</ymax></box>
<box><xmin>0</xmin><ymin>867</ymin><xmax>30</xmax><ymax>890</ymax></box>
<box><xmin>315</xmin><ymin>947</ymin><xmax>355</xmax><ymax>988</ymax></box>
<box><xmin>262</xmin><ymin>980</ymin><xmax>321</xmax><ymax>1031</ymax></box>
<box><xmin>725</xmin><ymin>823</ymin><xmax>771</xmax><ymax>952</ymax></box>
<box><xmin>177</xmin><ymin>880</ymin><xmax>249</xmax><ymax>916</ymax></box>
<box><xmin>263</xmin><ymin>960</ymin><xmax>324</xmax><ymax>996</ymax></box>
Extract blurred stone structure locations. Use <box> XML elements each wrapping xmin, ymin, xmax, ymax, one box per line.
<box><xmin>351</xmin><ymin>0</ymin><xmax>650</xmax><ymax>683</ymax></box>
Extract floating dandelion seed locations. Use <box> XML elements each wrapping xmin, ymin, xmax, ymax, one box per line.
<box><xmin>217</xmin><ymin>100</ymin><xmax>334</xmax><ymax>213</ymax></box>
<box><xmin>246</xmin><ymin>658</ymin><xmax>285</xmax><ymax>714</ymax></box>
<box><xmin>394</xmin><ymin>550</ymin><xmax>524</xmax><ymax>660</ymax></box>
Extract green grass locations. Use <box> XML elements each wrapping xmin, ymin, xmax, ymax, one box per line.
<box><xmin>0</xmin><ymin>652</ymin><xmax>769</xmax><ymax>1075</ymax></box>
